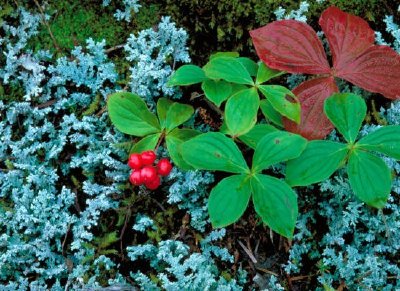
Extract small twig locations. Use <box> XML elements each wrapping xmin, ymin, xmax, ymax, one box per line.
<box><xmin>71</xmin><ymin>180</ymin><xmax>82</xmax><ymax>213</ymax></box>
<box><xmin>336</xmin><ymin>281</ymin><xmax>347</xmax><ymax>291</ymax></box>
<box><xmin>105</xmin><ymin>44</ymin><xmax>125</xmax><ymax>54</ymax></box>
<box><xmin>172</xmin><ymin>59</ymin><xmax>177</xmax><ymax>71</ymax></box>
<box><xmin>205</xmin><ymin>99</ymin><xmax>224</xmax><ymax>116</ymax></box>
<box><xmin>119</xmin><ymin>208</ymin><xmax>132</xmax><ymax>259</ymax></box>
<box><xmin>96</xmin><ymin>106</ymin><xmax>107</xmax><ymax>117</ymax></box>
<box><xmin>190</xmin><ymin>92</ymin><xmax>204</xmax><ymax>101</ymax></box>
<box><xmin>33</xmin><ymin>0</ymin><xmax>62</xmax><ymax>53</ymax></box>
<box><xmin>35</xmin><ymin>99</ymin><xmax>56</xmax><ymax>109</ymax></box>
<box><xmin>254</xmin><ymin>239</ymin><xmax>260</xmax><ymax>255</ymax></box>
<box><xmin>74</xmin><ymin>197</ymin><xmax>82</xmax><ymax>213</ymax></box>
<box><xmin>371</xmin><ymin>100</ymin><xmax>387</xmax><ymax>125</ymax></box>
<box><xmin>96</xmin><ymin>94</ymin><xmax>111</xmax><ymax>117</ymax></box>
<box><xmin>290</xmin><ymin>273</ymin><xmax>317</xmax><ymax>281</ymax></box>
<box><xmin>62</xmin><ymin>224</ymin><xmax>71</xmax><ymax>256</ymax></box>
<box><xmin>285</xmin><ymin>273</ymin><xmax>294</xmax><ymax>290</ymax></box>
<box><xmin>379</xmin><ymin>209</ymin><xmax>391</xmax><ymax>239</ymax></box>
<box><xmin>125</xmin><ymin>276</ymin><xmax>136</xmax><ymax>286</ymax></box>
<box><xmin>269</xmin><ymin>229</ymin><xmax>274</xmax><ymax>244</ymax></box>
<box><xmin>238</xmin><ymin>240</ymin><xmax>258</xmax><ymax>264</ymax></box>
<box><xmin>255</xmin><ymin>266</ymin><xmax>278</xmax><ymax>277</ymax></box>
<box><xmin>152</xmin><ymin>197</ymin><xmax>166</xmax><ymax>212</ymax></box>
<box><xmin>64</xmin><ymin>280</ymin><xmax>70</xmax><ymax>291</ymax></box>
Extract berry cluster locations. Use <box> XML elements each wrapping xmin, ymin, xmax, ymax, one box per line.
<box><xmin>128</xmin><ymin>150</ymin><xmax>173</xmax><ymax>190</ymax></box>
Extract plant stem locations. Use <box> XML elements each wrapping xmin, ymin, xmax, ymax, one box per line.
<box><xmin>33</xmin><ymin>0</ymin><xmax>63</xmax><ymax>53</ymax></box>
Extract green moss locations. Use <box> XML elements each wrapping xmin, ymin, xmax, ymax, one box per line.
<box><xmin>151</xmin><ymin>0</ymin><xmax>266</xmax><ymax>64</ymax></box>
<box><xmin>29</xmin><ymin>0</ymin><xmax>131</xmax><ymax>53</ymax></box>
<box><xmin>0</xmin><ymin>2</ymin><xmax>14</xmax><ymax>26</ymax></box>
<box><xmin>22</xmin><ymin>0</ymin><xmax>167</xmax><ymax>55</ymax></box>
<box><xmin>132</xmin><ymin>3</ymin><xmax>162</xmax><ymax>31</ymax></box>
<box><xmin>9</xmin><ymin>0</ymin><xmax>398</xmax><ymax>63</ymax></box>
<box><xmin>308</xmin><ymin>0</ymin><xmax>392</xmax><ymax>22</ymax></box>
<box><xmin>151</xmin><ymin>0</ymin><xmax>397</xmax><ymax>65</ymax></box>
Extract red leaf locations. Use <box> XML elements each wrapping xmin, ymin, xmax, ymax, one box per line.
<box><xmin>320</xmin><ymin>7</ymin><xmax>400</xmax><ymax>99</ymax></box>
<box><xmin>250</xmin><ymin>20</ymin><xmax>330</xmax><ymax>75</ymax></box>
<box><xmin>284</xmin><ymin>77</ymin><xmax>338</xmax><ymax>140</ymax></box>
<box><xmin>336</xmin><ymin>46</ymin><xmax>400</xmax><ymax>100</ymax></box>
<box><xmin>319</xmin><ymin>6</ymin><xmax>375</xmax><ymax>73</ymax></box>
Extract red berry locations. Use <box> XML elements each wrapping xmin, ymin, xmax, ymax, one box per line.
<box><xmin>157</xmin><ymin>158</ymin><xmax>173</xmax><ymax>176</ymax></box>
<box><xmin>140</xmin><ymin>166</ymin><xmax>158</xmax><ymax>183</ymax></box>
<box><xmin>145</xmin><ymin>175</ymin><xmax>161</xmax><ymax>190</ymax></box>
<box><xmin>141</xmin><ymin>150</ymin><xmax>156</xmax><ymax>165</ymax></box>
<box><xmin>128</xmin><ymin>153</ymin><xmax>142</xmax><ymax>170</ymax></box>
<box><xmin>129</xmin><ymin>170</ymin><xmax>143</xmax><ymax>186</ymax></box>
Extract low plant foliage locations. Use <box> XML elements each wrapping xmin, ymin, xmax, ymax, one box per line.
<box><xmin>109</xmin><ymin>7</ymin><xmax>400</xmax><ymax>240</ymax></box>
<box><xmin>2</xmin><ymin>1</ymin><xmax>400</xmax><ymax>289</ymax></box>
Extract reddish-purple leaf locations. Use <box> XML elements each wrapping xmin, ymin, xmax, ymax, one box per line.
<box><xmin>320</xmin><ymin>7</ymin><xmax>400</xmax><ymax>100</ymax></box>
<box><xmin>250</xmin><ymin>20</ymin><xmax>330</xmax><ymax>75</ymax></box>
<box><xmin>336</xmin><ymin>46</ymin><xmax>400</xmax><ymax>100</ymax></box>
<box><xmin>251</xmin><ymin>6</ymin><xmax>400</xmax><ymax>139</ymax></box>
<box><xmin>284</xmin><ymin>77</ymin><xmax>338</xmax><ymax>140</ymax></box>
<box><xmin>319</xmin><ymin>6</ymin><xmax>375</xmax><ymax>73</ymax></box>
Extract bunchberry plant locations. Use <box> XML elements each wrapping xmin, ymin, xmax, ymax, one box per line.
<box><xmin>251</xmin><ymin>6</ymin><xmax>400</xmax><ymax>139</ymax></box>
<box><xmin>167</xmin><ymin>53</ymin><xmax>309</xmax><ymax>238</ymax></box>
<box><xmin>108</xmin><ymin>7</ymin><xmax>400</xmax><ymax>241</ymax></box>
<box><xmin>107</xmin><ymin>92</ymin><xmax>197</xmax><ymax>170</ymax></box>
<box><xmin>181</xmin><ymin>131</ymin><xmax>307</xmax><ymax>238</ymax></box>
<box><xmin>286</xmin><ymin>93</ymin><xmax>400</xmax><ymax>207</ymax></box>
<box><xmin>108</xmin><ymin>81</ymin><xmax>306</xmax><ymax>238</ymax></box>
<box><xmin>168</xmin><ymin>53</ymin><xmax>300</xmax><ymax>134</ymax></box>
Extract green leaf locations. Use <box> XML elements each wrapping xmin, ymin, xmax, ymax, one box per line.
<box><xmin>357</xmin><ymin>125</ymin><xmax>400</xmax><ymax>159</ymax></box>
<box><xmin>94</xmin><ymin>231</ymin><xmax>119</xmax><ymax>249</ymax></box>
<box><xmin>323</xmin><ymin>285</ymin><xmax>336</xmax><ymax>291</ymax></box>
<box><xmin>260</xmin><ymin>99</ymin><xmax>283</xmax><ymax>127</ymax></box>
<box><xmin>201</xmin><ymin>79</ymin><xmax>232</xmax><ymax>106</ymax></box>
<box><xmin>256</xmin><ymin>62</ymin><xmax>285</xmax><ymax>84</ymax></box>
<box><xmin>210</xmin><ymin>51</ymin><xmax>239</xmax><ymax>59</ymax></box>
<box><xmin>239</xmin><ymin>124</ymin><xmax>278</xmax><ymax>149</ymax></box>
<box><xmin>107</xmin><ymin>92</ymin><xmax>160</xmax><ymax>136</ymax></box>
<box><xmin>252</xmin><ymin>131</ymin><xmax>307</xmax><ymax>172</ymax></box>
<box><xmin>324</xmin><ymin>93</ymin><xmax>366</xmax><ymax>143</ymax></box>
<box><xmin>165</xmin><ymin>102</ymin><xmax>194</xmax><ymax>132</ymax></box>
<box><xmin>203</xmin><ymin>57</ymin><xmax>254</xmax><ymax>85</ymax></box>
<box><xmin>181</xmin><ymin>132</ymin><xmax>249</xmax><ymax>173</ymax></box>
<box><xmin>99</xmin><ymin>249</ymin><xmax>119</xmax><ymax>256</ymax></box>
<box><xmin>259</xmin><ymin>85</ymin><xmax>300</xmax><ymax>124</ymax></box>
<box><xmin>166</xmin><ymin>128</ymin><xmax>200</xmax><ymax>170</ymax></box>
<box><xmin>225</xmin><ymin>88</ymin><xmax>259</xmax><ymax>136</ymax></box>
<box><xmin>231</xmin><ymin>83</ymin><xmax>248</xmax><ymax>95</ymax></box>
<box><xmin>237</xmin><ymin>57</ymin><xmax>258</xmax><ymax>76</ymax></box>
<box><xmin>157</xmin><ymin>98</ymin><xmax>173</xmax><ymax>128</ymax></box>
<box><xmin>286</xmin><ymin>141</ymin><xmax>348</xmax><ymax>186</ymax></box>
<box><xmin>219</xmin><ymin>120</ymin><xmax>233</xmax><ymax>136</ymax></box>
<box><xmin>209</xmin><ymin>175</ymin><xmax>251</xmax><ymax>227</ymax></box>
<box><xmin>168</xmin><ymin>65</ymin><xmax>206</xmax><ymax>86</ymax></box>
<box><xmin>347</xmin><ymin>149</ymin><xmax>391</xmax><ymax>208</ymax></box>
<box><xmin>131</xmin><ymin>133</ymin><xmax>161</xmax><ymax>154</ymax></box>
<box><xmin>251</xmin><ymin>174</ymin><xmax>298</xmax><ymax>239</ymax></box>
